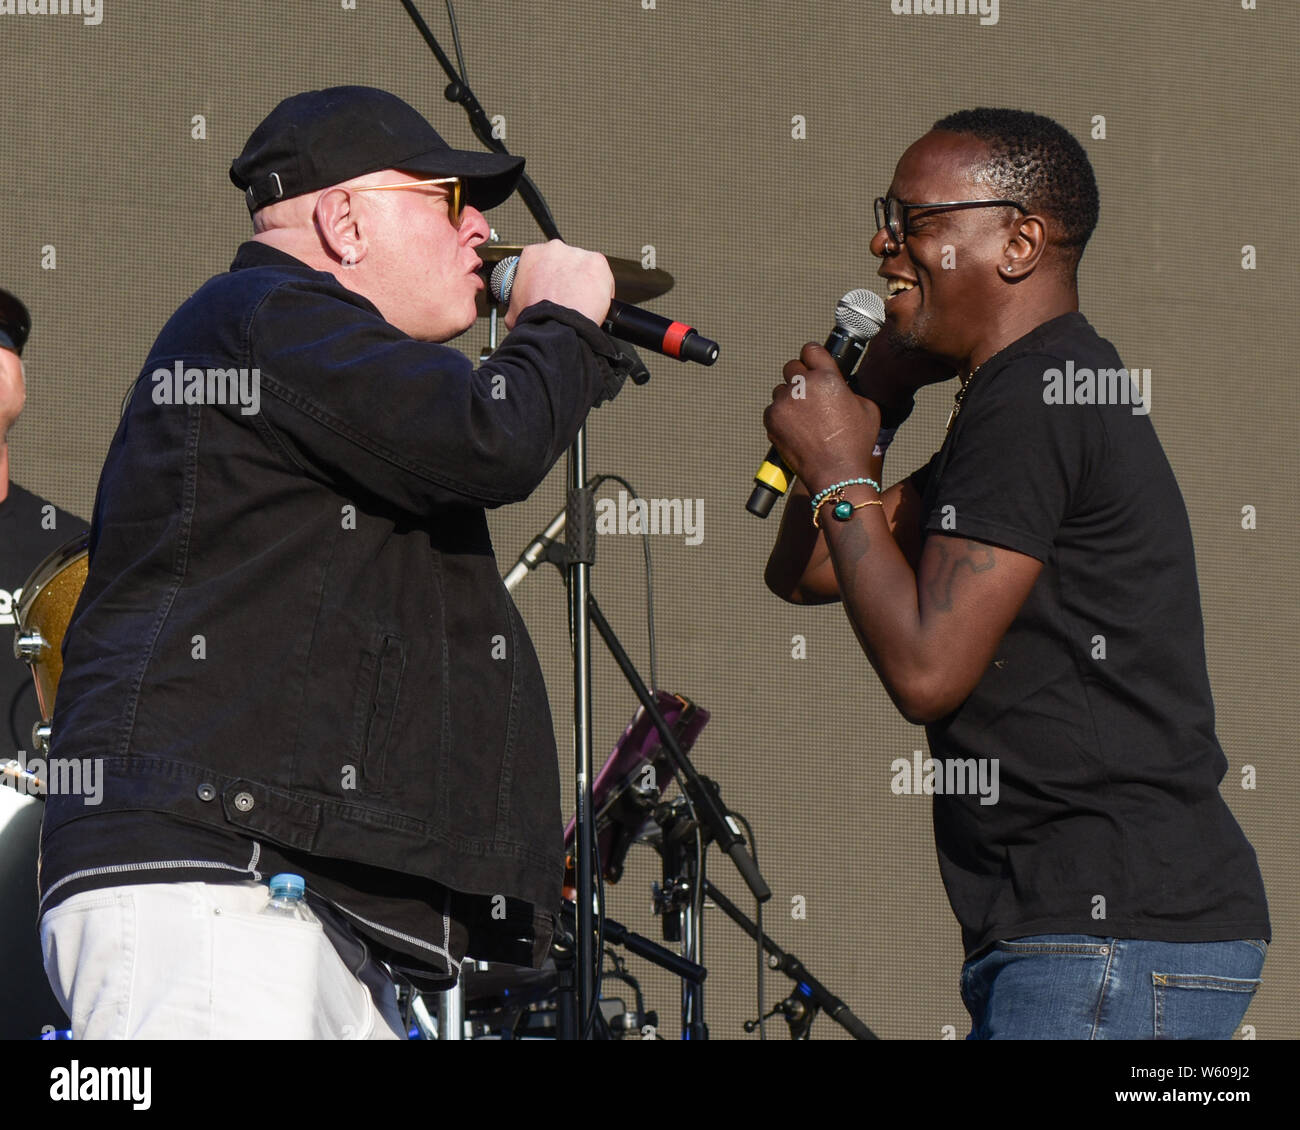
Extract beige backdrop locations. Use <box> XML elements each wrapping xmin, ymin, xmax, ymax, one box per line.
<box><xmin>3</xmin><ymin>0</ymin><xmax>1295</xmax><ymax>1039</ymax></box>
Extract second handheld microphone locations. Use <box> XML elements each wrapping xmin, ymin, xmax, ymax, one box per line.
<box><xmin>745</xmin><ymin>288</ymin><xmax>886</xmax><ymax>518</ymax></box>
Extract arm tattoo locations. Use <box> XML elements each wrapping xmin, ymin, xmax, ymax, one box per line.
<box><xmin>924</xmin><ymin>538</ymin><xmax>996</xmax><ymax>611</ymax></box>
<box><xmin>825</xmin><ymin>518</ymin><xmax>870</xmax><ymax>616</ymax></box>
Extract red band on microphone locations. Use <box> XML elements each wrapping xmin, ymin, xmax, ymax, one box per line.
<box><xmin>661</xmin><ymin>321</ymin><xmax>692</xmax><ymax>359</ymax></box>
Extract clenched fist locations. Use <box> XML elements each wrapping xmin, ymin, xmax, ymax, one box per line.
<box><xmin>505</xmin><ymin>240</ymin><xmax>615</xmax><ymax>330</ymax></box>
<box><xmin>764</xmin><ymin>342</ymin><xmax>882</xmax><ymax>490</ymax></box>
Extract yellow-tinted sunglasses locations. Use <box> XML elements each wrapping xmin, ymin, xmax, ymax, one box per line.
<box><xmin>351</xmin><ymin>176</ymin><xmax>463</xmax><ymax>227</ymax></box>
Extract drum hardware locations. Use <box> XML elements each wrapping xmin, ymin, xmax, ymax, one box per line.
<box><xmin>436</xmin><ymin>974</ymin><xmax>466</xmax><ymax>1041</ymax></box>
<box><xmin>546</xmin><ymin>900</ymin><xmax>704</xmax><ymax>1040</ymax></box>
<box><xmin>413</xmin><ymin>892</ymin><xmax>705</xmax><ymax>1039</ymax></box>
<box><xmin>563</xmin><ymin>690</ymin><xmax>710</xmax><ymax>891</ymax></box>
<box><xmin>13</xmin><ymin>624</ymin><xmax>49</xmax><ymax>745</ymax></box>
<box><xmin>406</xmin><ymin>991</ymin><xmax>437</xmax><ymax>1040</ymax></box>
<box><xmin>459</xmin><ymin>957</ymin><xmax>562</xmax><ymax>1041</ymax></box>
<box><xmin>745</xmin><ymin>991</ymin><xmax>819</xmax><ymax>1040</ymax></box>
<box><xmin>597</xmin><ymin>950</ymin><xmax>655</xmax><ymax>1038</ymax></box>
<box><xmin>465</xmin><ymin>1001</ymin><xmax>559</xmax><ymax>1040</ymax></box>
<box><xmin>12</xmin><ymin>530</ymin><xmax>90</xmax><ymax>759</ymax></box>
<box><xmin>13</xmin><ymin>627</ymin><xmax>45</xmax><ymax>660</ymax></box>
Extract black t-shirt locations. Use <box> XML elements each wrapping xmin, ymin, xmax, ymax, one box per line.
<box><xmin>0</xmin><ymin>482</ymin><xmax>86</xmax><ymax>758</ymax></box>
<box><xmin>911</xmin><ymin>311</ymin><xmax>1270</xmax><ymax>959</ymax></box>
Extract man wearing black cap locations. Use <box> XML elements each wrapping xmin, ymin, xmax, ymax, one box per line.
<box><xmin>39</xmin><ymin>86</ymin><xmax>634</xmax><ymax>1039</ymax></box>
<box><xmin>0</xmin><ymin>286</ymin><xmax>84</xmax><ymax>1039</ymax></box>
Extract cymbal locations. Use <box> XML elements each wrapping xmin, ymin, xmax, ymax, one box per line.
<box><xmin>475</xmin><ymin>245</ymin><xmax>675</xmax><ymax>318</ymax></box>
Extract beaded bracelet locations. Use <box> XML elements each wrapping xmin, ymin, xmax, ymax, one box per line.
<box><xmin>809</xmin><ymin>477</ymin><xmax>881</xmax><ymax>517</ymax></box>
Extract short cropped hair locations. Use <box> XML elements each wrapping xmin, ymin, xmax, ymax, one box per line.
<box><xmin>933</xmin><ymin>108</ymin><xmax>1100</xmax><ymax>258</ymax></box>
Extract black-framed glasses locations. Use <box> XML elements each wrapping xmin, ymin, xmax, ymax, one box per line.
<box><xmin>873</xmin><ymin>195</ymin><xmax>1026</xmax><ymax>246</ymax></box>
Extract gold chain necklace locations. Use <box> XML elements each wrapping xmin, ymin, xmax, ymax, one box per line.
<box><xmin>945</xmin><ymin>363</ymin><xmax>983</xmax><ymax>433</ymax></box>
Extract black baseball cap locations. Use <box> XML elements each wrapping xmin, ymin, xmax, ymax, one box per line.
<box><xmin>0</xmin><ymin>287</ymin><xmax>30</xmax><ymax>356</ymax></box>
<box><xmin>229</xmin><ymin>85</ymin><xmax>524</xmax><ymax>214</ymax></box>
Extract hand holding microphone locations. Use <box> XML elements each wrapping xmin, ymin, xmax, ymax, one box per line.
<box><xmin>764</xmin><ymin>342</ymin><xmax>885</xmax><ymax>492</ymax></box>
<box><xmin>746</xmin><ymin>289</ymin><xmax>885</xmax><ymax>517</ymax></box>
<box><xmin>491</xmin><ymin>248</ymin><xmax>719</xmax><ymax>365</ymax></box>
<box><xmin>496</xmin><ymin>241</ymin><xmax>615</xmax><ymax>330</ymax></box>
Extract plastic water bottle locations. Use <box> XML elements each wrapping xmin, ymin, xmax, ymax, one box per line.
<box><xmin>261</xmin><ymin>873</ymin><xmax>319</xmax><ymax>923</ymax></box>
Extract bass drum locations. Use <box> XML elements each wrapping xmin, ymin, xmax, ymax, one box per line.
<box><xmin>12</xmin><ymin>530</ymin><xmax>89</xmax><ymax>755</ymax></box>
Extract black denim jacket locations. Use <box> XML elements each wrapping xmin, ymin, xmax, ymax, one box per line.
<box><xmin>44</xmin><ymin>241</ymin><xmax>633</xmax><ymax>913</ymax></box>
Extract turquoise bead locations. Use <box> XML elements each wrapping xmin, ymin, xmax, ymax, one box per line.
<box><xmin>833</xmin><ymin>500</ymin><xmax>853</xmax><ymax>520</ymax></box>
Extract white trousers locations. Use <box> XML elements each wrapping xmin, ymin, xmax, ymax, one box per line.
<box><xmin>40</xmin><ymin>880</ymin><xmax>406</xmax><ymax>1040</ymax></box>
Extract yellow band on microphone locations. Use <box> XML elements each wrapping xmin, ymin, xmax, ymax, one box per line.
<box><xmin>754</xmin><ymin>461</ymin><xmax>790</xmax><ymax>494</ymax></box>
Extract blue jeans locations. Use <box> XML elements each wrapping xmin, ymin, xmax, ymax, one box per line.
<box><xmin>961</xmin><ymin>934</ymin><xmax>1266</xmax><ymax>1039</ymax></box>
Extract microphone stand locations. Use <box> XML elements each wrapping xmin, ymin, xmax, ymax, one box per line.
<box><xmin>398</xmin><ymin>0</ymin><xmax>562</xmax><ymax>241</ymax></box>
<box><xmin>704</xmin><ymin>880</ymin><xmax>878</xmax><ymax>1041</ymax></box>
<box><xmin>401</xmin><ymin>1</ymin><xmax>767</xmax><ymax>1038</ymax></box>
<box><xmin>397</xmin><ymin>0</ymin><xmax>600</xmax><ymax>1036</ymax></box>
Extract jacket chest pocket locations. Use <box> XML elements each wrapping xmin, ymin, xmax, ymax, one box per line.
<box><xmin>352</xmin><ymin>632</ymin><xmax>406</xmax><ymax>792</ymax></box>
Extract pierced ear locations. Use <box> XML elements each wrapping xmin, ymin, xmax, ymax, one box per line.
<box><xmin>1004</xmin><ymin>214</ymin><xmax>1048</xmax><ymax>276</ymax></box>
<box><xmin>314</xmin><ymin>187</ymin><xmax>366</xmax><ymax>267</ymax></box>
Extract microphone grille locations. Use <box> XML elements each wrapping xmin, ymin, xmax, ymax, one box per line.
<box><xmin>835</xmin><ymin>288</ymin><xmax>886</xmax><ymax>340</ymax></box>
<box><xmin>489</xmin><ymin>255</ymin><xmax>520</xmax><ymax>304</ymax></box>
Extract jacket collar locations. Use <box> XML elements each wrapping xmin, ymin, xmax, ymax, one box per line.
<box><xmin>229</xmin><ymin>240</ymin><xmax>316</xmax><ymax>273</ymax></box>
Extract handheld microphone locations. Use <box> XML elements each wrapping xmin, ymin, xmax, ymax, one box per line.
<box><xmin>489</xmin><ymin>255</ymin><xmax>720</xmax><ymax>366</ymax></box>
<box><xmin>745</xmin><ymin>289</ymin><xmax>886</xmax><ymax>518</ymax></box>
